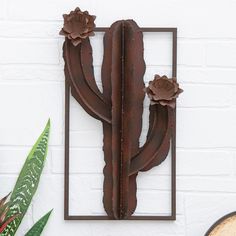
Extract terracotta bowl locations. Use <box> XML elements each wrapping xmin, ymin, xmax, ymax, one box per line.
<box><xmin>206</xmin><ymin>212</ymin><xmax>236</xmax><ymax>236</ymax></box>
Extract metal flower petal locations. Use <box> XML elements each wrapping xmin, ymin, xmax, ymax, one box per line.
<box><xmin>145</xmin><ymin>75</ymin><xmax>183</xmax><ymax>108</ymax></box>
<box><xmin>60</xmin><ymin>7</ymin><xmax>96</xmax><ymax>46</ymax></box>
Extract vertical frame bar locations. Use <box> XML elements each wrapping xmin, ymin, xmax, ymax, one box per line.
<box><xmin>64</xmin><ymin>80</ymin><xmax>70</xmax><ymax>220</ymax></box>
<box><xmin>171</xmin><ymin>28</ymin><xmax>177</xmax><ymax>220</ymax></box>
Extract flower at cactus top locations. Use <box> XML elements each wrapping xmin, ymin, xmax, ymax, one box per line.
<box><xmin>145</xmin><ymin>75</ymin><xmax>183</xmax><ymax>108</ymax></box>
<box><xmin>60</xmin><ymin>7</ymin><xmax>96</xmax><ymax>46</ymax></box>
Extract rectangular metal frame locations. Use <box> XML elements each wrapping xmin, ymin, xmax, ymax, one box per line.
<box><xmin>64</xmin><ymin>27</ymin><xmax>177</xmax><ymax>220</ymax></box>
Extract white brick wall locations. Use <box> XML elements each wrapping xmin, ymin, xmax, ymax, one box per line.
<box><xmin>0</xmin><ymin>0</ymin><xmax>236</xmax><ymax>235</ymax></box>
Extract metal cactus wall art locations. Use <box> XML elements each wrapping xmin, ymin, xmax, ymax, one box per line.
<box><xmin>61</xmin><ymin>7</ymin><xmax>183</xmax><ymax>220</ymax></box>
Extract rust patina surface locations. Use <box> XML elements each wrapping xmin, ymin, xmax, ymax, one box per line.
<box><xmin>62</xmin><ymin>7</ymin><xmax>180</xmax><ymax>220</ymax></box>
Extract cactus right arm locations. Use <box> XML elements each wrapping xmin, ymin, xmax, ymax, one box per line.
<box><xmin>129</xmin><ymin>105</ymin><xmax>172</xmax><ymax>176</ymax></box>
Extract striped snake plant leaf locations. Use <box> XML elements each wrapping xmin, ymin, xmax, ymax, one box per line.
<box><xmin>0</xmin><ymin>192</ymin><xmax>19</xmax><ymax>234</ymax></box>
<box><xmin>0</xmin><ymin>215</ymin><xmax>19</xmax><ymax>234</ymax></box>
<box><xmin>25</xmin><ymin>209</ymin><xmax>53</xmax><ymax>236</ymax></box>
<box><xmin>1</xmin><ymin>120</ymin><xmax>50</xmax><ymax>236</ymax></box>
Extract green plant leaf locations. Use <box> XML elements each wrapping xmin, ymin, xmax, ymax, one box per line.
<box><xmin>0</xmin><ymin>215</ymin><xmax>19</xmax><ymax>234</ymax></box>
<box><xmin>25</xmin><ymin>210</ymin><xmax>53</xmax><ymax>236</ymax></box>
<box><xmin>2</xmin><ymin>120</ymin><xmax>50</xmax><ymax>236</ymax></box>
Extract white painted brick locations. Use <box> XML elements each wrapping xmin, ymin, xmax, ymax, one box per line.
<box><xmin>84</xmin><ymin>33</ymin><xmax>173</xmax><ymax>67</ymax></box>
<box><xmin>178</xmin><ymin>177</ymin><xmax>236</xmax><ymax>193</ymax></box>
<box><xmin>136</xmin><ymin>150</ymin><xmax>233</xmax><ymax>176</ymax></box>
<box><xmin>0</xmin><ymin>147</ymin><xmax>51</xmax><ymax>174</ymax></box>
<box><xmin>70</xmin><ymin>97</ymin><xmax>102</xmax><ymax>132</ymax></box>
<box><xmin>0</xmin><ymin>82</ymin><xmax>63</xmax><ymax>145</ymax></box>
<box><xmin>79</xmin><ymin>174</ymin><xmax>102</xmax><ymax>191</ymax></box>
<box><xmin>144</xmin><ymin>33</ymin><xmax>172</xmax><ymax>66</ymax></box>
<box><xmin>0</xmin><ymin>175</ymin><xmax>17</xmax><ymax>195</ymax></box>
<box><xmin>143</xmin><ymin>107</ymin><xmax>236</xmax><ymax>149</ymax></box>
<box><xmin>178</xmin><ymin>84</ymin><xmax>231</xmax><ymax>108</ymax></box>
<box><xmin>0</xmin><ymin>22</ymin><xmax>61</xmax><ymax>38</ymax></box>
<box><xmin>0</xmin><ymin>0</ymin><xmax>6</xmax><ymax>19</ymax></box>
<box><xmin>89</xmin><ymin>190</ymin><xmax>107</xmax><ymax>216</ymax></box>
<box><xmin>175</xmin><ymin>0</ymin><xmax>236</xmax><ymax>39</ymax></box>
<box><xmin>69</xmin><ymin>176</ymin><xmax>104</xmax><ymax>215</ymax></box>
<box><xmin>206</xmin><ymin>42</ymin><xmax>236</xmax><ymax>67</ymax></box>
<box><xmin>0</xmin><ymin>65</ymin><xmax>64</xmax><ymax>81</ymax></box>
<box><xmin>89</xmin><ymin>33</ymin><xmax>105</xmax><ymax>66</ymax></box>
<box><xmin>178</xmin><ymin>68</ymin><xmax>236</xmax><ymax>84</ymax></box>
<box><xmin>144</xmin><ymin>66</ymin><xmax>172</xmax><ymax>83</ymax></box>
<box><xmin>176</xmin><ymin>150</ymin><xmax>233</xmax><ymax>176</ymax></box>
<box><xmin>185</xmin><ymin>194</ymin><xmax>236</xmax><ymax>236</ymax></box>
<box><xmin>178</xmin><ymin>41</ymin><xmax>205</xmax><ymax>66</ymax></box>
<box><xmin>51</xmin><ymin>148</ymin><xmax>104</xmax><ymax>174</ymax></box>
<box><xmin>0</xmin><ymin>148</ymin><xmax>29</xmax><ymax>174</ymax></box>
<box><xmin>177</xmin><ymin>108</ymin><xmax>236</xmax><ymax>148</ymax></box>
<box><xmin>7</xmin><ymin>0</ymin><xmax>236</xmax><ymax>39</ymax></box>
<box><xmin>135</xmin><ymin>191</ymin><xmax>184</xmax><ymax>215</ymax></box>
<box><xmin>230</xmin><ymin>85</ymin><xmax>236</xmax><ymax>107</ymax></box>
<box><xmin>0</xmin><ymin>39</ymin><xmax>59</xmax><ymax>64</ymax></box>
<box><xmin>137</xmin><ymin>176</ymin><xmax>236</xmax><ymax>193</ymax></box>
<box><xmin>91</xmin><ymin>216</ymin><xmax>185</xmax><ymax>236</ymax></box>
<box><xmin>70</xmin><ymin>131</ymin><xmax>103</xmax><ymax>148</ymax></box>
<box><xmin>7</xmin><ymin>0</ymin><xmax>88</xmax><ymax>21</ymax></box>
<box><xmin>93</xmin><ymin>66</ymin><xmax>102</xmax><ymax>84</ymax></box>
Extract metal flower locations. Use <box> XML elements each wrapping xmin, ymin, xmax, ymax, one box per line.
<box><xmin>145</xmin><ymin>75</ymin><xmax>183</xmax><ymax>108</ymax></box>
<box><xmin>59</xmin><ymin>7</ymin><xmax>96</xmax><ymax>46</ymax></box>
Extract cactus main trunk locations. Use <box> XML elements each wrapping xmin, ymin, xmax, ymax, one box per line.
<box><xmin>102</xmin><ymin>20</ymin><xmax>146</xmax><ymax>219</ymax></box>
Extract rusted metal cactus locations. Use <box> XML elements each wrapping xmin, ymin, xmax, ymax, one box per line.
<box><xmin>62</xmin><ymin>8</ymin><xmax>181</xmax><ymax>220</ymax></box>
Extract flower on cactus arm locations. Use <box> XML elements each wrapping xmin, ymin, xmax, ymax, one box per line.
<box><xmin>0</xmin><ymin>193</ymin><xmax>19</xmax><ymax>233</ymax></box>
<box><xmin>145</xmin><ymin>75</ymin><xmax>183</xmax><ymax>108</ymax></box>
<box><xmin>59</xmin><ymin>7</ymin><xmax>96</xmax><ymax>46</ymax></box>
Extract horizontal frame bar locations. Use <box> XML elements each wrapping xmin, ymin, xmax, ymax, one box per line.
<box><xmin>94</xmin><ymin>27</ymin><xmax>177</xmax><ymax>32</ymax></box>
<box><xmin>65</xmin><ymin>215</ymin><xmax>176</xmax><ymax>220</ymax></box>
